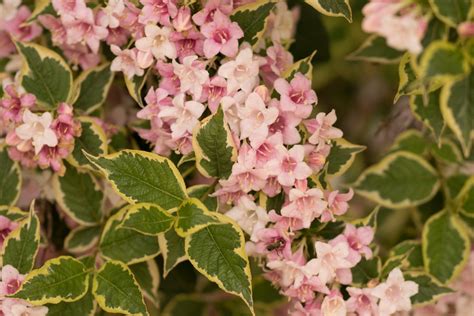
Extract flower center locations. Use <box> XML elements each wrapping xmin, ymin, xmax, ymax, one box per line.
<box><xmin>290</xmin><ymin>90</ymin><xmax>305</xmax><ymax>104</ymax></box>
<box><xmin>6</xmin><ymin>279</ymin><xmax>21</xmax><ymax>294</ymax></box>
<box><xmin>213</xmin><ymin>29</ymin><xmax>230</xmax><ymax>44</ymax></box>
<box><xmin>282</xmin><ymin>156</ymin><xmax>297</xmax><ymax>173</ymax></box>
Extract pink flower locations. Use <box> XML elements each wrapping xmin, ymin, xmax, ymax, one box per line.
<box><xmin>0</xmin><ymin>0</ymin><xmax>20</xmax><ymax>22</ymax></box>
<box><xmin>37</xmin><ymin>143</ymin><xmax>70</xmax><ymax>174</ymax></box>
<box><xmin>3</xmin><ymin>6</ymin><xmax>42</xmax><ymax>42</ymax></box>
<box><xmin>192</xmin><ymin>0</ymin><xmax>233</xmax><ymax>26</ymax></box>
<box><xmin>1</xmin><ymin>298</ymin><xmax>48</xmax><ymax>316</ymax></box>
<box><xmin>110</xmin><ymin>45</ymin><xmax>144</xmax><ymax>79</ymax></box>
<box><xmin>0</xmin><ymin>85</ymin><xmax>35</xmax><ymax>123</ymax></box>
<box><xmin>62</xmin><ymin>8</ymin><xmax>108</xmax><ymax>54</ymax></box>
<box><xmin>362</xmin><ymin>0</ymin><xmax>427</xmax><ymax>54</ymax></box>
<box><xmin>218</xmin><ymin>45</ymin><xmax>261</xmax><ymax>93</ymax></box>
<box><xmin>321</xmin><ymin>290</ymin><xmax>347</xmax><ymax>316</ymax></box>
<box><xmin>261</xmin><ymin>43</ymin><xmax>293</xmax><ymax>85</ymax></box>
<box><xmin>135</xmin><ymin>117</ymin><xmax>175</xmax><ymax>156</ymax></box>
<box><xmin>321</xmin><ymin>189</ymin><xmax>353</xmax><ymax>222</ymax></box>
<box><xmin>137</xmin><ymin>87</ymin><xmax>172</xmax><ymax>120</ymax></box>
<box><xmin>271</xmin><ymin>145</ymin><xmax>312</xmax><ymax>187</ymax></box>
<box><xmin>238</xmin><ymin>92</ymin><xmax>279</xmax><ymax>147</ymax></box>
<box><xmin>158</xmin><ymin>93</ymin><xmax>205</xmax><ymax>139</ymax></box>
<box><xmin>331</xmin><ymin>224</ymin><xmax>374</xmax><ymax>265</ymax></box>
<box><xmin>458</xmin><ymin>22</ymin><xmax>474</xmax><ymax>38</ymax></box>
<box><xmin>172</xmin><ymin>7</ymin><xmax>192</xmax><ymax>32</ymax></box>
<box><xmin>51</xmin><ymin>103</ymin><xmax>81</xmax><ymax>142</ymax></box>
<box><xmin>172</xmin><ymin>55</ymin><xmax>209</xmax><ymax>99</ymax></box>
<box><xmin>52</xmin><ymin>0</ymin><xmax>88</xmax><ymax>18</ymax></box>
<box><xmin>99</xmin><ymin>0</ymin><xmax>125</xmax><ymax>28</ymax></box>
<box><xmin>304</xmin><ymin>143</ymin><xmax>330</xmax><ymax>173</ymax></box>
<box><xmin>170</xmin><ymin>29</ymin><xmax>204</xmax><ymax>61</ymax></box>
<box><xmin>0</xmin><ymin>31</ymin><xmax>16</xmax><ymax>58</ymax></box>
<box><xmin>38</xmin><ymin>15</ymin><xmax>67</xmax><ymax>45</ymax></box>
<box><xmin>305</xmin><ymin>110</ymin><xmax>343</xmax><ymax>145</ymax></box>
<box><xmin>372</xmin><ymin>268</ymin><xmax>419</xmax><ymax>315</ymax></box>
<box><xmin>0</xmin><ymin>216</ymin><xmax>18</xmax><ymax>248</ymax></box>
<box><xmin>284</xmin><ymin>276</ymin><xmax>328</xmax><ymax>303</ymax></box>
<box><xmin>346</xmin><ymin>287</ymin><xmax>379</xmax><ymax>316</ymax></box>
<box><xmin>62</xmin><ymin>44</ymin><xmax>101</xmax><ymax>70</ymax></box>
<box><xmin>222</xmin><ymin>143</ymin><xmax>268</xmax><ymax>193</ymax></box>
<box><xmin>225</xmin><ymin>195</ymin><xmax>269</xmax><ymax>242</ymax></box>
<box><xmin>15</xmin><ymin>110</ymin><xmax>58</xmax><ymax>155</ymax></box>
<box><xmin>274</xmin><ymin>73</ymin><xmax>316</xmax><ymax>119</ymax></box>
<box><xmin>314</xmin><ymin>241</ymin><xmax>352</xmax><ymax>284</ymax></box>
<box><xmin>156</xmin><ymin>60</ymin><xmax>180</xmax><ymax>95</ymax></box>
<box><xmin>252</xmin><ymin>132</ymin><xmax>283</xmax><ymax>167</ymax></box>
<box><xmin>139</xmin><ymin>0</ymin><xmax>178</xmax><ymax>25</ymax></box>
<box><xmin>266</xmin><ymin>249</ymin><xmax>318</xmax><ymax>288</ymax></box>
<box><xmin>249</xmin><ymin>227</ymin><xmax>291</xmax><ymax>260</ymax></box>
<box><xmin>280</xmin><ymin>181</ymin><xmax>326</xmax><ymax>229</ymax></box>
<box><xmin>268</xmin><ymin>99</ymin><xmax>302</xmax><ymax>145</ymax></box>
<box><xmin>135</xmin><ymin>24</ymin><xmax>176</xmax><ymax>67</ymax></box>
<box><xmin>200</xmin><ymin>76</ymin><xmax>227</xmax><ymax>113</ymax></box>
<box><xmin>0</xmin><ymin>265</ymin><xmax>24</xmax><ymax>295</ymax></box>
<box><xmin>201</xmin><ymin>11</ymin><xmax>243</xmax><ymax>58</ymax></box>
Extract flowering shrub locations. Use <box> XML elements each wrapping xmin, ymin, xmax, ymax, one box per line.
<box><xmin>0</xmin><ymin>0</ymin><xmax>472</xmax><ymax>315</ymax></box>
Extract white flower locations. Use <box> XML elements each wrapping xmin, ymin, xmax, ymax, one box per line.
<box><xmin>136</xmin><ymin>24</ymin><xmax>176</xmax><ymax>65</ymax></box>
<box><xmin>100</xmin><ymin>0</ymin><xmax>124</xmax><ymax>28</ymax></box>
<box><xmin>15</xmin><ymin>110</ymin><xmax>58</xmax><ymax>155</ymax></box>
<box><xmin>173</xmin><ymin>55</ymin><xmax>209</xmax><ymax>100</ymax></box>
<box><xmin>372</xmin><ymin>268</ymin><xmax>419</xmax><ymax>315</ymax></box>
<box><xmin>0</xmin><ymin>0</ymin><xmax>21</xmax><ymax>22</ymax></box>
<box><xmin>218</xmin><ymin>45</ymin><xmax>260</xmax><ymax>94</ymax></box>
<box><xmin>225</xmin><ymin>195</ymin><xmax>269</xmax><ymax>242</ymax></box>
<box><xmin>158</xmin><ymin>93</ymin><xmax>205</xmax><ymax>139</ymax></box>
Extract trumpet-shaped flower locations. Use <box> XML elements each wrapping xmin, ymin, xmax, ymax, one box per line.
<box><xmin>15</xmin><ymin>110</ymin><xmax>58</xmax><ymax>155</ymax></box>
<box><xmin>201</xmin><ymin>10</ymin><xmax>243</xmax><ymax>58</ymax></box>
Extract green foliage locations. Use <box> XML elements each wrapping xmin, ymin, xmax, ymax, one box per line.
<box><xmin>305</xmin><ymin>0</ymin><xmax>352</xmax><ymax>22</ymax></box>
<box><xmin>354</xmin><ymin>151</ymin><xmax>440</xmax><ymax>208</ymax></box>
<box><xmin>422</xmin><ymin>211</ymin><xmax>470</xmax><ymax>283</ymax></box>
<box><xmin>175</xmin><ymin>198</ymin><xmax>219</xmax><ymax>237</ymax></box>
<box><xmin>326</xmin><ymin>138</ymin><xmax>365</xmax><ymax>176</ymax></box>
<box><xmin>93</xmin><ymin>261</ymin><xmax>149</xmax><ymax>316</ymax></box>
<box><xmin>120</xmin><ymin>203</ymin><xmax>175</xmax><ymax>235</ymax></box>
<box><xmin>53</xmin><ymin>162</ymin><xmax>103</xmax><ymax>225</ymax></box>
<box><xmin>1</xmin><ymin>205</ymin><xmax>40</xmax><ymax>274</ymax></box>
<box><xmin>17</xmin><ymin>42</ymin><xmax>72</xmax><ymax>109</ymax></box>
<box><xmin>12</xmin><ymin>256</ymin><xmax>90</xmax><ymax>304</ymax></box>
<box><xmin>404</xmin><ymin>272</ymin><xmax>453</xmax><ymax>305</ymax></box>
<box><xmin>230</xmin><ymin>0</ymin><xmax>276</xmax><ymax>45</ymax></box>
<box><xmin>193</xmin><ymin>107</ymin><xmax>237</xmax><ymax>179</ymax></box>
<box><xmin>73</xmin><ymin>63</ymin><xmax>114</xmax><ymax>114</ymax></box>
<box><xmin>0</xmin><ymin>148</ymin><xmax>21</xmax><ymax>206</ymax></box>
<box><xmin>348</xmin><ymin>36</ymin><xmax>404</xmax><ymax>64</ymax></box>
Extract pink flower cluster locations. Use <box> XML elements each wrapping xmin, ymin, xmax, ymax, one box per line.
<box><xmin>0</xmin><ymin>0</ymin><xmax>42</xmax><ymax>59</ymax></box>
<box><xmin>0</xmin><ymin>265</ymin><xmax>48</xmax><ymax>315</ymax></box>
<box><xmin>362</xmin><ymin>0</ymin><xmax>427</xmax><ymax>54</ymax></box>
<box><xmin>1</xmin><ymin>85</ymin><xmax>81</xmax><ymax>175</ymax></box>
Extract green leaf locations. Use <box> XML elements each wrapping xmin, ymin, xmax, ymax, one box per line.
<box><xmin>395</xmin><ymin>53</ymin><xmax>423</xmax><ymax>102</ymax></box>
<box><xmin>187</xmin><ymin>184</ymin><xmax>218</xmax><ymax>211</ymax></box>
<box><xmin>73</xmin><ymin>63</ymin><xmax>114</xmax><ymax>114</ymax></box>
<box><xmin>130</xmin><ymin>260</ymin><xmax>160</xmax><ymax>304</ymax></box>
<box><xmin>0</xmin><ymin>148</ymin><xmax>21</xmax><ymax>206</ymax></box>
<box><xmin>12</xmin><ymin>256</ymin><xmax>89</xmax><ymax>304</ymax></box>
<box><xmin>428</xmin><ymin>0</ymin><xmax>471</xmax><ymax>27</ymax></box>
<box><xmin>120</xmin><ymin>203</ymin><xmax>175</xmax><ymax>235</ymax></box>
<box><xmin>440</xmin><ymin>71</ymin><xmax>474</xmax><ymax>155</ymax></box>
<box><xmin>422</xmin><ymin>211</ymin><xmax>471</xmax><ymax>283</ymax></box>
<box><xmin>175</xmin><ymin>198</ymin><xmax>219</xmax><ymax>237</ymax></box>
<box><xmin>86</xmin><ymin>150</ymin><xmax>188</xmax><ymax>210</ymax></box>
<box><xmin>26</xmin><ymin>0</ymin><xmax>52</xmax><ymax>23</ymax></box>
<box><xmin>389</xmin><ymin>130</ymin><xmax>428</xmax><ymax>155</ymax></box>
<box><xmin>158</xmin><ymin>229</ymin><xmax>187</xmax><ymax>278</ymax></box>
<box><xmin>283</xmin><ymin>51</ymin><xmax>317</xmax><ymax>80</ymax></box>
<box><xmin>53</xmin><ymin>162</ymin><xmax>103</xmax><ymax>225</ymax></box>
<box><xmin>390</xmin><ymin>240</ymin><xmax>424</xmax><ymax>270</ymax></box>
<box><xmin>124</xmin><ymin>69</ymin><xmax>150</xmax><ymax>107</ymax></box>
<box><xmin>93</xmin><ymin>261</ymin><xmax>149</xmax><ymax>316</ymax></box>
<box><xmin>458</xmin><ymin>177</ymin><xmax>474</xmax><ymax>215</ymax></box>
<box><xmin>185</xmin><ymin>214</ymin><xmax>253</xmax><ymax>313</ymax></box>
<box><xmin>354</xmin><ymin>151</ymin><xmax>440</xmax><ymax>208</ymax></box>
<box><xmin>162</xmin><ymin>294</ymin><xmax>207</xmax><ymax>316</ymax></box>
<box><xmin>230</xmin><ymin>0</ymin><xmax>276</xmax><ymax>46</ymax></box>
<box><xmin>305</xmin><ymin>0</ymin><xmax>352</xmax><ymax>22</ymax></box>
<box><xmin>409</xmin><ymin>90</ymin><xmax>445</xmax><ymax>141</ymax></box>
<box><xmin>446</xmin><ymin>174</ymin><xmax>469</xmax><ymax>199</ymax></box>
<box><xmin>1</xmin><ymin>204</ymin><xmax>40</xmax><ymax>274</ymax></box>
<box><xmin>64</xmin><ymin>225</ymin><xmax>101</xmax><ymax>254</ymax></box>
<box><xmin>0</xmin><ymin>205</ymin><xmax>27</xmax><ymax>221</ymax></box>
<box><xmin>17</xmin><ymin>42</ymin><xmax>72</xmax><ymax>109</ymax></box>
<box><xmin>420</xmin><ymin>41</ymin><xmax>469</xmax><ymax>82</ymax></box>
<box><xmin>381</xmin><ymin>254</ymin><xmax>409</xmax><ymax>279</ymax></box>
<box><xmin>352</xmin><ymin>206</ymin><xmax>379</xmax><ymax>231</ymax></box>
<box><xmin>431</xmin><ymin>139</ymin><xmax>462</xmax><ymax>163</ymax></box>
<box><xmin>47</xmin><ymin>286</ymin><xmax>95</xmax><ymax>316</ymax></box>
<box><xmin>351</xmin><ymin>256</ymin><xmax>381</xmax><ymax>285</ymax></box>
<box><xmin>404</xmin><ymin>272</ymin><xmax>453</xmax><ymax>306</ymax></box>
<box><xmin>100</xmin><ymin>206</ymin><xmax>160</xmax><ymax>264</ymax></box>
<box><xmin>193</xmin><ymin>107</ymin><xmax>237</xmax><ymax>179</ymax></box>
<box><xmin>326</xmin><ymin>138</ymin><xmax>365</xmax><ymax>176</ymax></box>
<box><xmin>347</xmin><ymin>36</ymin><xmax>404</xmax><ymax>64</ymax></box>
<box><xmin>69</xmin><ymin>118</ymin><xmax>108</xmax><ymax>170</ymax></box>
